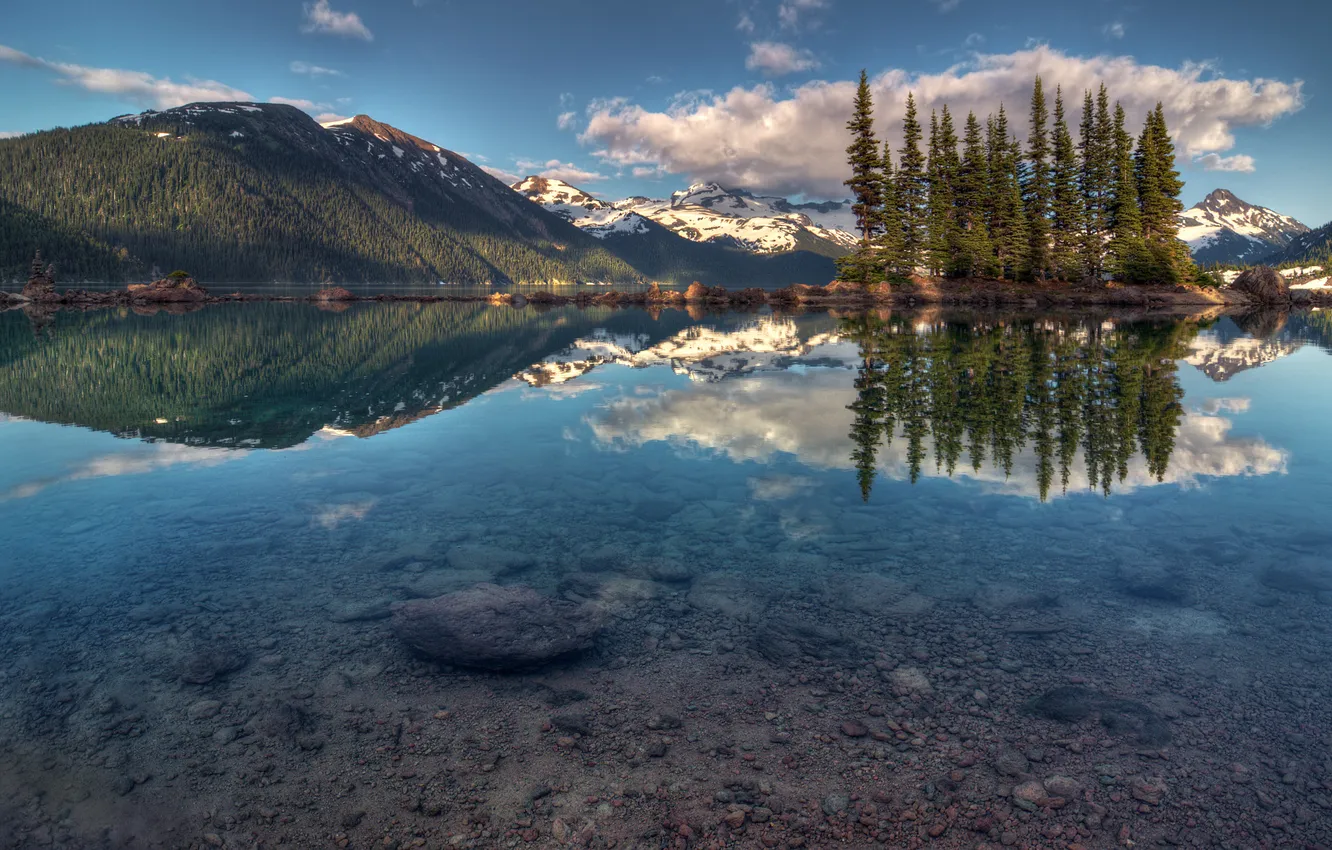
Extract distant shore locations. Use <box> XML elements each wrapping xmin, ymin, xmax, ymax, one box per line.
<box><xmin>3</xmin><ymin>277</ymin><xmax>1327</xmax><ymax>313</ymax></box>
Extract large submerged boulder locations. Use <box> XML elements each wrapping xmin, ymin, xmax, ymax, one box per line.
<box><xmin>1230</xmin><ymin>266</ymin><xmax>1288</xmax><ymax>304</ymax></box>
<box><xmin>390</xmin><ymin>583</ymin><xmax>604</xmax><ymax>671</ymax></box>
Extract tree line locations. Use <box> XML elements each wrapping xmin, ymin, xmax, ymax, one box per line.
<box><xmin>838</xmin><ymin>74</ymin><xmax>1200</xmax><ymax>286</ymax></box>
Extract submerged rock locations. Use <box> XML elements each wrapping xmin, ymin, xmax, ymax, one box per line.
<box><xmin>751</xmin><ymin>615</ymin><xmax>848</xmax><ymax>664</ymax></box>
<box><xmin>1029</xmin><ymin>686</ymin><xmax>1172</xmax><ymax>746</ymax></box>
<box><xmin>390</xmin><ymin>583</ymin><xmax>604</xmax><ymax>671</ymax></box>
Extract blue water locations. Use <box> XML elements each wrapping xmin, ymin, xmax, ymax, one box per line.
<box><xmin>1</xmin><ymin>302</ymin><xmax>1330</xmax><ymax>848</ymax></box>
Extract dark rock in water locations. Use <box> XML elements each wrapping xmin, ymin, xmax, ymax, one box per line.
<box><xmin>552</xmin><ymin>711</ymin><xmax>592</xmax><ymax>735</ymax></box>
<box><xmin>446</xmin><ymin>544</ymin><xmax>536</xmax><ymax>576</ymax></box>
<box><xmin>1260</xmin><ymin>563</ymin><xmax>1332</xmax><ymax>595</ymax></box>
<box><xmin>751</xmin><ymin>615</ymin><xmax>848</xmax><ymax>664</ymax></box>
<box><xmin>1231</xmin><ymin>266</ymin><xmax>1288</xmax><ymax>304</ymax></box>
<box><xmin>633</xmin><ymin>497</ymin><xmax>684</xmax><ymax>522</ymax></box>
<box><xmin>1030</xmin><ymin>686</ymin><xmax>1098</xmax><ymax>722</ymax></box>
<box><xmin>390</xmin><ymin>583</ymin><xmax>604</xmax><ymax>671</ymax></box>
<box><xmin>1030</xmin><ymin>686</ymin><xmax>1171</xmax><ymax>746</ymax></box>
<box><xmin>178</xmin><ymin>644</ymin><xmax>249</xmax><ymax>685</ymax></box>
<box><xmin>1116</xmin><ymin>562</ymin><xmax>1188</xmax><ymax>604</ymax></box>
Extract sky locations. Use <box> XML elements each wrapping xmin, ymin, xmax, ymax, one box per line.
<box><xmin>1</xmin><ymin>0</ymin><xmax>1328</xmax><ymax>225</ymax></box>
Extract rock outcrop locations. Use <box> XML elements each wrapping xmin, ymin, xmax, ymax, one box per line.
<box><xmin>1231</xmin><ymin>266</ymin><xmax>1288</xmax><ymax>304</ymax></box>
<box><xmin>128</xmin><ymin>276</ymin><xmax>210</xmax><ymax>302</ymax></box>
<box><xmin>21</xmin><ymin>251</ymin><xmax>59</xmax><ymax>300</ymax></box>
<box><xmin>390</xmin><ymin>583</ymin><xmax>604</xmax><ymax>671</ymax></box>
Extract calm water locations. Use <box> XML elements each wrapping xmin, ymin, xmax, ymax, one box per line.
<box><xmin>1</xmin><ymin>302</ymin><xmax>1331</xmax><ymax>849</ymax></box>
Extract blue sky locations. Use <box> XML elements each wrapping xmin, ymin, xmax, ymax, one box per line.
<box><xmin>2</xmin><ymin>0</ymin><xmax>1328</xmax><ymax>224</ymax></box>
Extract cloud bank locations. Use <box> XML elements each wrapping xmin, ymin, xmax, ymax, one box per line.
<box><xmin>0</xmin><ymin>44</ymin><xmax>254</xmax><ymax>110</ymax></box>
<box><xmin>579</xmin><ymin>46</ymin><xmax>1303</xmax><ymax>198</ymax></box>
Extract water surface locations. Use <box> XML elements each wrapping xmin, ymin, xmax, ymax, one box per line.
<box><xmin>1</xmin><ymin>302</ymin><xmax>1330</xmax><ymax>848</ymax></box>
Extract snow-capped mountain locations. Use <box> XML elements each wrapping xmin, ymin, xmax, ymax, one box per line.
<box><xmin>1178</xmin><ymin>189</ymin><xmax>1309</xmax><ymax>265</ymax></box>
<box><xmin>513</xmin><ymin>178</ymin><xmax>858</xmax><ymax>257</ymax></box>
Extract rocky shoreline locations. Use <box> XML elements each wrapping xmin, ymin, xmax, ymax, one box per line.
<box><xmin>5</xmin><ymin>275</ymin><xmax>1329</xmax><ymax>315</ymax></box>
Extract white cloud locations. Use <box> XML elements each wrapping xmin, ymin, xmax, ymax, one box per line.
<box><xmin>0</xmin><ymin>131</ymin><xmax>26</xmax><ymax>139</ymax></box>
<box><xmin>482</xmin><ymin>164</ymin><xmax>523</xmax><ymax>184</ymax></box>
<box><xmin>516</xmin><ymin>158</ymin><xmax>607</xmax><ymax>183</ymax></box>
<box><xmin>737</xmin><ymin>12</ymin><xmax>755</xmax><ymax>33</ymax></box>
<box><xmin>632</xmin><ymin>165</ymin><xmax>664</xmax><ymax>179</ymax></box>
<box><xmin>932</xmin><ymin>0</ymin><xmax>961</xmax><ymax>11</ymax></box>
<box><xmin>578</xmin><ymin>45</ymin><xmax>1303</xmax><ymax>198</ymax></box>
<box><xmin>964</xmin><ymin>32</ymin><xmax>985</xmax><ymax>48</ymax></box>
<box><xmin>557</xmin><ymin>111</ymin><xmax>578</xmax><ymax>130</ymax></box>
<box><xmin>268</xmin><ymin>96</ymin><xmax>339</xmax><ymax>116</ymax></box>
<box><xmin>1103</xmin><ymin>21</ymin><xmax>1126</xmax><ymax>39</ymax></box>
<box><xmin>301</xmin><ymin>0</ymin><xmax>373</xmax><ymax>40</ymax></box>
<box><xmin>314</xmin><ymin>112</ymin><xmax>351</xmax><ymax>125</ymax></box>
<box><xmin>778</xmin><ymin>0</ymin><xmax>828</xmax><ymax>30</ymax></box>
<box><xmin>290</xmin><ymin>60</ymin><xmax>344</xmax><ymax>77</ymax></box>
<box><xmin>1194</xmin><ymin>152</ymin><xmax>1256</xmax><ymax>173</ymax></box>
<box><xmin>0</xmin><ymin>43</ymin><xmax>254</xmax><ymax>109</ymax></box>
<box><xmin>746</xmin><ymin>42</ymin><xmax>821</xmax><ymax>76</ymax></box>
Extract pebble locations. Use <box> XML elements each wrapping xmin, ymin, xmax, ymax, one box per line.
<box><xmin>840</xmin><ymin>720</ymin><xmax>868</xmax><ymax>738</ymax></box>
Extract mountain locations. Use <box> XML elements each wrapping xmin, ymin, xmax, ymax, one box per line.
<box><xmin>1178</xmin><ymin>189</ymin><xmax>1309</xmax><ymax>265</ymax></box>
<box><xmin>1261</xmin><ymin>219</ymin><xmax>1332</xmax><ymax>268</ymax></box>
<box><xmin>515</xmin><ymin>177</ymin><xmax>858</xmax><ymax>258</ymax></box>
<box><xmin>512</xmin><ymin>177</ymin><xmax>838</xmax><ymax>286</ymax></box>
<box><xmin>0</xmin><ymin>103</ymin><xmax>640</xmax><ymax>284</ymax></box>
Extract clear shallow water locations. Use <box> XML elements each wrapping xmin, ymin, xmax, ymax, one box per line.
<box><xmin>1</xmin><ymin>302</ymin><xmax>1331</xmax><ymax>848</ymax></box>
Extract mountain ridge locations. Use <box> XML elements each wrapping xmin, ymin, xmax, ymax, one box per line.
<box><xmin>1178</xmin><ymin>188</ymin><xmax>1309</xmax><ymax>265</ymax></box>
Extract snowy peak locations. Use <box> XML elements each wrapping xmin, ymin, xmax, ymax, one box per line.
<box><xmin>1178</xmin><ymin>189</ymin><xmax>1309</xmax><ymax>265</ymax></box>
<box><xmin>512</xmin><ymin>176</ymin><xmax>611</xmax><ymax>212</ymax></box>
<box><xmin>514</xmin><ymin>177</ymin><xmax>858</xmax><ymax>256</ymax></box>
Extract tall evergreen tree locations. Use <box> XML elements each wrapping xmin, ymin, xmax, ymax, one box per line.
<box><xmin>1107</xmin><ymin>103</ymin><xmax>1148</xmax><ymax>281</ymax></box>
<box><xmin>986</xmin><ymin>106</ymin><xmax>1027</xmax><ymax>280</ymax></box>
<box><xmin>955</xmin><ymin>111</ymin><xmax>993</xmax><ymax>277</ymax></box>
<box><xmin>844</xmin><ymin>70</ymin><xmax>883</xmax><ymax>244</ymax></box>
<box><xmin>926</xmin><ymin>107</ymin><xmax>960</xmax><ymax>276</ymax></box>
<box><xmin>1135</xmin><ymin>104</ymin><xmax>1191</xmax><ymax>283</ymax></box>
<box><xmin>838</xmin><ymin>70</ymin><xmax>883</xmax><ymax>283</ymax></box>
<box><xmin>1022</xmin><ymin>76</ymin><xmax>1052</xmax><ymax>280</ymax></box>
<box><xmin>875</xmin><ymin>140</ymin><xmax>904</xmax><ymax>276</ymax></box>
<box><xmin>897</xmin><ymin>93</ymin><xmax>928</xmax><ymax>273</ymax></box>
<box><xmin>1049</xmin><ymin>86</ymin><xmax>1082</xmax><ymax>280</ymax></box>
<box><xmin>1078</xmin><ymin>85</ymin><xmax>1114</xmax><ymax>278</ymax></box>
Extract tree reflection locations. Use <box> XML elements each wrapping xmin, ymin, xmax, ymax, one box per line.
<box><xmin>842</xmin><ymin>314</ymin><xmax>1193</xmax><ymax>501</ymax></box>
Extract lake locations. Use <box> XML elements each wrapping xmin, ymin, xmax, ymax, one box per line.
<box><xmin>1</xmin><ymin>301</ymin><xmax>1330</xmax><ymax>848</ymax></box>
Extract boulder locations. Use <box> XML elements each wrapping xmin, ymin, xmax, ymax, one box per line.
<box><xmin>313</xmin><ymin>286</ymin><xmax>356</xmax><ymax>302</ymax></box>
<box><xmin>390</xmin><ymin>584</ymin><xmax>604</xmax><ymax>671</ymax></box>
<box><xmin>684</xmin><ymin>282</ymin><xmax>709</xmax><ymax>301</ymax></box>
<box><xmin>128</xmin><ymin>277</ymin><xmax>209</xmax><ymax>302</ymax></box>
<box><xmin>1231</xmin><ymin>266</ymin><xmax>1289</xmax><ymax>304</ymax></box>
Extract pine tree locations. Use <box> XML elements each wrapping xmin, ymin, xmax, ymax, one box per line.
<box><xmin>986</xmin><ymin>106</ymin><xmax>1027</xmax><ymax>280</ymax></box>
<box><xmin>1049</xmin><ymin>86</ymin><xmax>1081</xmax><ymax>281</ymax></box>
<box><xmin>838</xmin><ymin>70</ymin><xmax>883</xmax><ymax>283</ymax></box>
<box><xmin>897</xmin><ymin>93</ymin><xmax>928</xmax><ymax>273</ymax></box>
<box><xmin>1107</xmin><ymin>102</ymin><xmax>1148</xmax><ymax>281</ymax></box>
<box><xmin>875</xmin><ymin>140</ymin><xmax>904</xmax><ymax>276</ymax></box>
<box><xmin>1078</xmin><ymin>85</ymin><xmax>1114</xmax><ymax>279</ymax></box>
<box><xmin>926</xmin><ymin>107</ymin><xmax>960</xmax><ymax>276</ymax></box>
<box><xmin>954</xmin><ymin>111</ymin><xmax>993</xmax><ymax>277</ymax></box>
<box><xmin>844</xmin><ymin>70</ymin><xmax>883</xmax><ymax>245</ymax></box>
<box><xmin>1135</xmin><ymin>104</ymin><xmax>1192</xmax><ymax>284</ymax></box>
<box><xmin>1022</xmin><ymin>76</ymin><xmax>1052</xmax><ymax>280</ymax></box>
